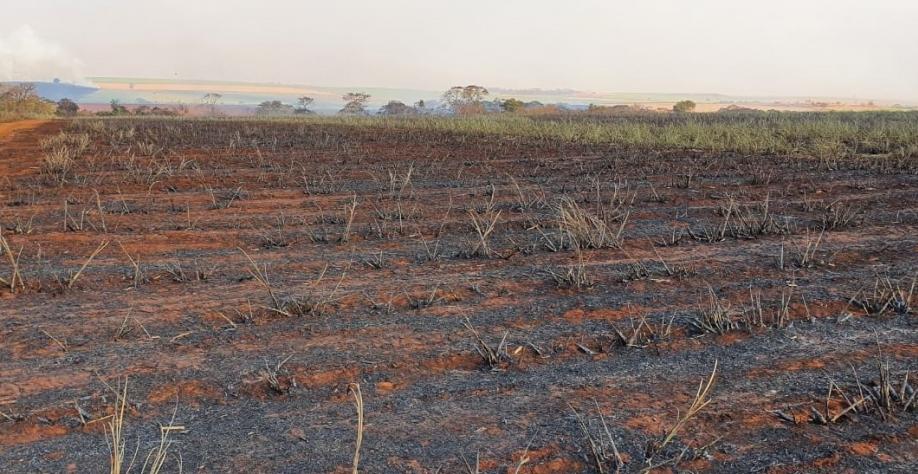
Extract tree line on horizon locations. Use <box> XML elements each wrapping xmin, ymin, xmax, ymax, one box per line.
<box><xmin>253</xmin><ymin>85</ymin><xmax>699</xmax><ymax>116</ymax></box>
<box><xmin>2</xmin><ymin>81</ymin><xmax>703</xmax><ymax>119</ymax></box>
<box><xmin>253</xmin><ymin>85</ymin><xmax>532</xmax><ymax>117</ymax></box>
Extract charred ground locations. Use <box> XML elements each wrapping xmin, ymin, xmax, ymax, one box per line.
<box><xmin>0</xmin><ymin>115</ymin><xmax>916</xmax><ymax>473</ymax></box>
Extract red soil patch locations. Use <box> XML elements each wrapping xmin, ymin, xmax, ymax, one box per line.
<box><xmin>624</xmin><ymin>413</ymin><xmax>667</xmax><ymax>436</ymax></box>
<box><xmin>562</xmin><ymin>305</ymin><xmax>647</xmax><ymax>322</ymax></box>
<box><xmin>848</xmin><ymin>440</ymin><xmax>879</xmax><ymax>456</ymax></box>
<box><xmin>0</xmin><ymin>422</ymin><xmax>69</xmax><ymax>446</ymax></box>
<box><xmin>147</xmin><ymin>380</ymin><xmax>223</xmax><ymax>406</ymax></box>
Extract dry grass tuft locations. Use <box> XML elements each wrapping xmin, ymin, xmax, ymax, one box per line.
<box><xmin>661</xmin><ymin>360</ymin><xmax>718</xmax><ymax>447</ymax></box>
<box><xmin>547</xmin><ymin>252</ymin><xmax>593</xmax><ymax>289</ymax></box>
<box><xmin>691</xmin><ymin>288</ymin><xmax>737</xmax><ymax>335</ymax></box>
<box><xmin>556</xmin><ymin>196</ymin><xmax>628</xmax><ymax>250</ymax></box>
<box><xmin>106</xmin><ymin>380</ymin><xmax>132</xmax><ymax>474</ymax></box>
<box><xmin>849</xmin><ymin>274</ymin><xmax>915</xmax><ymax>316</ymax></box>
<box><xmin>463</xmin><ymin>317</ymin><xmax>510</xmax><ymax>370</ymax></box>
<box><xmin>465</xmin><ymin>208</ymin><xmax>501</xmax><ymax>258</ymax></box>
<box><xmin>569</xmin><ymin>401</ymin><xmax>624</xmax><ymax>474</ymax></box>
<box><xmin>813</xmin><ymin>349</ymin><xmax>915</xmax><ymax>424</ymax></box>
<box><xmin>40</xmin><ymin>132</ymin><xmax>90</xmax><ymax>184</ymax></box>
<box><xmin>104</xmin><ymin>379</ymin><xmax>182</xmax><ymax>474</ymax></box>
<box><xmin>0</xmin><ymin>230</ymin><xmax>25</xmax><ymax>292</ymax></box>
<box><xmin>68</xmin><ymin>240</ymin><xmax>110</xmax><ymax>289</ymax></box>
<box><xmin>348</xmin><ymin>383</ymin><xmax>364</xmax><ymax>474</ymax></box>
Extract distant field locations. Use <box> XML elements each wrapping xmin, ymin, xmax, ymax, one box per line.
<box><xmin>77</xmin><ymin>77</ymin><xmax>911</xmax><ymax>113</ymax></box>
<box><xmin>204</xmin><ymin>111</ymin><xmax>918</xmax><ymax>156</ymax></box>
<box><xmin>85</xmin><ymin>77</ymin><xmax>438</xmax><ymax>112</ymax></box>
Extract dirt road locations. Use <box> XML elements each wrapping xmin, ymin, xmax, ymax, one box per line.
<box><xmin>0</xmin><ymin>120</ymin><xmax>51</xmax><ymax>143</ymax></box>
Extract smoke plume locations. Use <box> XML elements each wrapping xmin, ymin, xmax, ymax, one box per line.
<box><xmin>0</xmin><ymin>25</ymin><xmax>85</xmax><ymax>83</ymax></box>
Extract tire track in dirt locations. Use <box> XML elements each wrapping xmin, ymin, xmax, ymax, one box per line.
<box><xmin>0</xmin><ymin>120</ymin><xmax>51</xmax><ymax>142</ymax></box>
<box><xmin>0</xmin><ymin>119</ymin><xmax>60</xmax><ymax>179</ymax></box>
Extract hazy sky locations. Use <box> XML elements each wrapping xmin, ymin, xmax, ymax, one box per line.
<box><xmin>2</xmin><ymin>0</ymin><xmax>916</xmax><ymax>100</ymax></box>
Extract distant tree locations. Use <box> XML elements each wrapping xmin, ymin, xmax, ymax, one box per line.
<box><xmin>442</xmin><ymin>85</ymin><xmax>489</xmax><ymax>114</ymax></box>
<box><xmin>109</xmin><ymin>99</ymin><xmax>129</xmax><ymax>115</ymax></box>
<box><xmin>3</xmin><ymin>83</ymin><xmax>37</xmax><ymax>103</ymax></box>
<box><xmin>134</xmin><ymin>106</ymin><xmax>178</xmax><ymax>117</ymax></box>
<box><xmin>673</xmin><ymin>100</ymin><xmax>697</xmax><ymax>113</ymax></box>
<box><xmin>378</xmin><ymin>100</ymin><xmax>416</xmax><ymax>116</ymax></box>
<box><xmin>202</xmin><ymin>93</ymin><xmax>222</xmax><ymax>115</ymax></box>
<box><xmin>0</xmin><ymin>83</ymin><xmax>55</xmax><ymax>117</ymax></box>
<box><xmin>717</xmin><ymin>104</ymin><xmax>758</xmax><ymax>114</ymax></box>
<box><xmin>414</xmin><ymin>99</ymin><xmax>429</xmax><ymax>115</ymax></box>
<box><xmin>294</xmin><ymin>96</ymin><xmax>315</xmax><ymax>115</ymax></box>
<box><xmin>256</xmin><ymin>100</ymin><xmax>294</xmax><ymax>116</ymax></box>
<box><xmin>499</xmin><ymin>98</ymin><xmax>525</xmax><ymax>113</ymax></box>
<box><xmin>56</xmin><ymin>98</ymin><xmax>79</xmax><ymax>116</ymax></box>
<box><xmin>339</xmin><ymin>92</ymin><xmax>371</xmax><ymax>115</ymax></box>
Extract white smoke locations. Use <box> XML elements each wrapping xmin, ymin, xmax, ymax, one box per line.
<box><xmin>0</xmin><ymin>25</ymin><xmax>86</xmax><ymax>83</ymax></box>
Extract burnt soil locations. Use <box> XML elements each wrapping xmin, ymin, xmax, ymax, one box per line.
<box><xmin>0</xmin><ymin>119</ymin><xmax>916</xmax><ymax>473</ymax></box>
